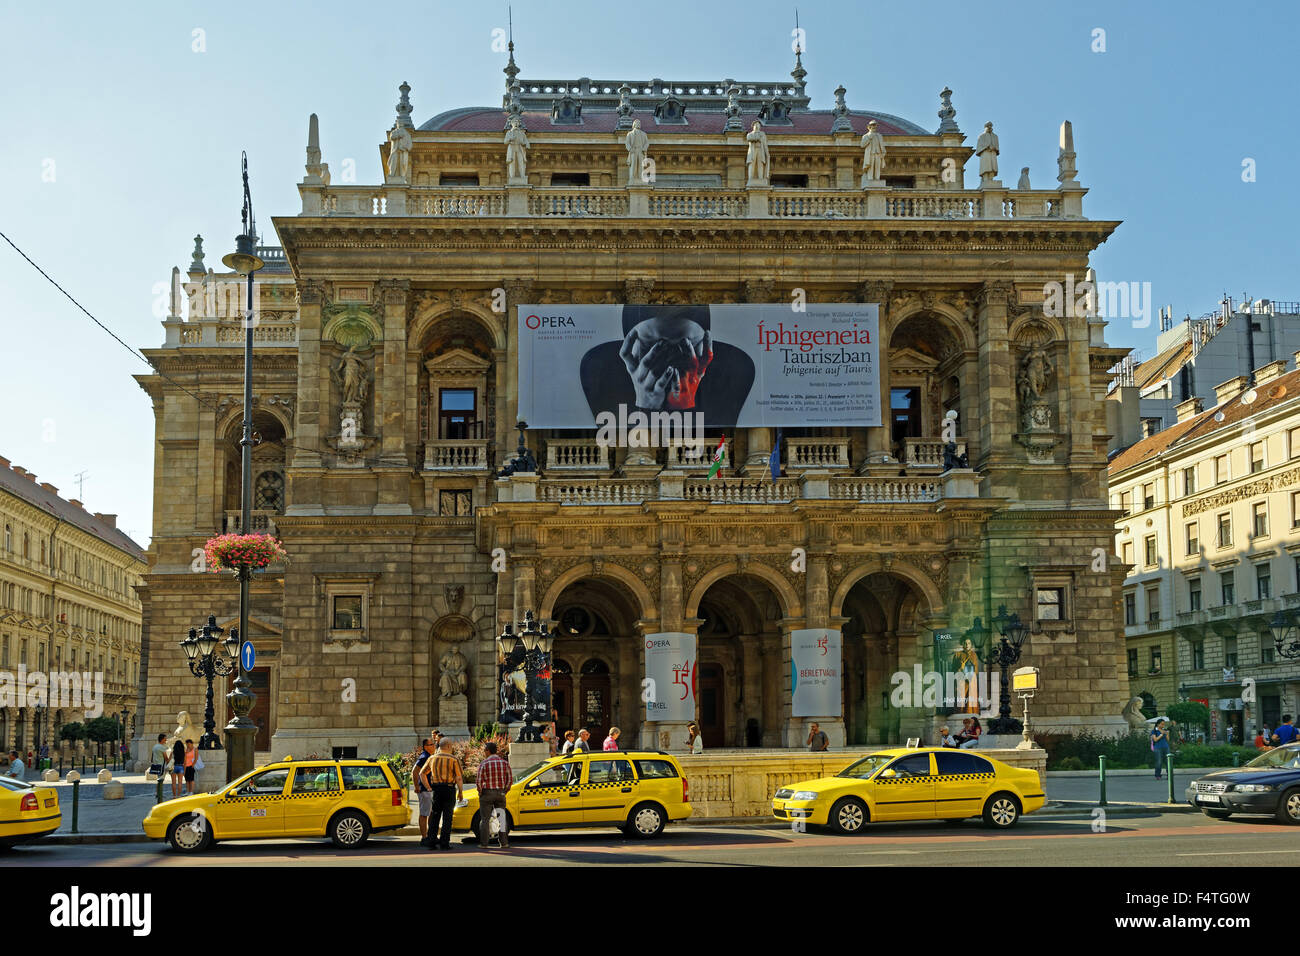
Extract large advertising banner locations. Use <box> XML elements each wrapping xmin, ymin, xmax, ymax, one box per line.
<box><xmin>644</xmin><ymin>632</ymin><xmax>697</xmax><ymax>722</ymax></box>
<box><xmin>517</xmin><ymin>303</ymin><xmax>880</xmax><ymax>429</ymax></box>
<box><xmin>791</xmin><ymin>628</ymin><xmax>842</xmax><ymax>717</ymax></box>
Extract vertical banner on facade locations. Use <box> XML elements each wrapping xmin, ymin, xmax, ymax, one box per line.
<box><xmin>791</xmin><ymin>628</ymin><xmax>842</xmax><ymax>717</ymax></box>
<box><xmin>644</xmin><ymin>633</ymin><xmax>697</xmax><ymax>722</ymax></box>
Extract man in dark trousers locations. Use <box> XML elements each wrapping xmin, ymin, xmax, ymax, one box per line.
<box><xmin>411</xmin><ymin>738</ymin><xmax>436</xmax><ymax>842</ymax></box>
<box><xmin>475</xmin><ymin>741</ymin><xmax>513</xmax><ymax>850</ymax></box>
<box><xmin>418</xmin><ymin>737</ymin><xmax>463</xmax><ymax>851</ymax></box>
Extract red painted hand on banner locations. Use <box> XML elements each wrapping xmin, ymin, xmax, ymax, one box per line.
<box><xmin>665</xmin><ymin>331</ymin><xmax>712</xmax><ymax>410</ymax></box>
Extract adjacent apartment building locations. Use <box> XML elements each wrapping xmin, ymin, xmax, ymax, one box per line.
<box><xmin>1109</xmin><ymin>357</ymin><xmax>1300</xmax><ymax>741</ymax></box>
<box><xmin>0</xmin><ymin>455</ymin><xmax>146</xmax><ymax>753</ymax></box>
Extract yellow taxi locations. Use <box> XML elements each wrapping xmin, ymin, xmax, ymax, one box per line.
<box><xmin>0</xmin><ymin>775</ymin><xmax>62</xmax><ymax>847</ymax></box>
<box><xmin>772</xmin><ymin>747</ymin><xmax>1045</xmax><ymax>833</ymax></box>
<box><xmin>452</xmin><ymin>750</ymin><xmax>692</xmax><ymax>839</ymax></box>
<box><xmin>142</xmin><ymin>757</ymin><xmax>409</xmax><ymax>852</ymax></box>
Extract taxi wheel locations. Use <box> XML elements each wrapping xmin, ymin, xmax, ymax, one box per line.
<box><xmin>828</xmin><ymin>797</ymin><xmax>868</xmax><ymax>835</ymax></box>
<box><xmin>166</xmin><ymin>816</ymin><xmax>212</xmax><ymax>853</ymax></box>
<box><xmin>626</xmin><ymin>802</ymin><xmax>666</xmax><ymax>838</ymax></box>
<box><xmin>1201</xmin><ymin>809</ymin><xmax>1233</xmax><ymax>820</ymax></box>
<box><xmin>329</xmin><ymin>810</ymin><xmax>371</xmax><ymax>848</ymax></box>
<box><xmin>982</xmin><ymin>792</ymin><xmax>1020</xmax><ymax>829</ymax></box>
<box><xmin>1276</xmin><ymin>788</ymin><xmax>1300</xmax><ymax>825</ymax></box>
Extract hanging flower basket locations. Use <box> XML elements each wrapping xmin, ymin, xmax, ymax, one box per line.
<box><xmin>203</xmin><ymin>533</ymin><xmax>288</xmax><ymax>573</ymax></box>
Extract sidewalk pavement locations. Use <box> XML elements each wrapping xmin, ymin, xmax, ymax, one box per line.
<box><xmin>13</xmin><ymin>765</ymin><xmax>1216</xmax><ymax>845</ymax></box>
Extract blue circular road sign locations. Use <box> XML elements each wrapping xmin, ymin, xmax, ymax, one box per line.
<box><xmin>241</xmin><ymin>641</ymin><xmax>256</xmax><ymax>671</ymax></box>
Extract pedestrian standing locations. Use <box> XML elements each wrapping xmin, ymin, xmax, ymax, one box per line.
<box><xmin>1275</xmin><ymin>715</ymin><xmax>1297</xmax><ymax>745</ymax></box>
<box><xmin>1151</xmin><ymin>719</ymin><xmax>1171</xmax><ymax>779</ymax></box>
<box><xmin>560</xmin><ymin>731</ymin><xmax>576</xmax><ymax>755</ymax></box>
<box><xmin>574</xmin><ymin>729</ymin><xmax>592</xmax><ymax>753</ymax></box>
<box><xmin>170</xmin><ymin>737</ymin><xmax>186</xmax><ymax>797</ymax></box>
<box><xmin>686</xmin><ymin>722</ymin><xmax>703</xmax><ymax>754</ymax></box>
<box><xmin>183</xmin><ymin>739</ymin><xmax>198</xmax><ymax>793</ymax></box>
<box><xmin>475</xmin><ymin>741</ymin><xmax>512</xmax><ymax>850</ymax></box>
<box><xmin>603</xmin><ymin>727</ymin><xmax>621</xmax><ymax>751</ymax></box>
<box><xmin>806</xmin><ymin>722</ymin><xmax>829</xmax><ymax>752</ymax></box>
<box><xmin>412</xmin><ymin>738</ymin><xmax>436</xmax><ymax>841</ymax></box>
<box><xmin>419</xmin><ymin>738</ymin><xmax>463</xmax><ymax>851</ymax></box>
<box><xmin>149</xmin><ymin>733</ymin><xmax>168</xmax><ymax>777</ymax></box>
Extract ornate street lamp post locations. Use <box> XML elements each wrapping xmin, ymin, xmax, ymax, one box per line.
<box><xmin>179</xmin><ymin>615</ymin><xmax>239</xmax><ymax>750</ymax></box>
<box><xmin>498</xmin><ymin>610</ymin><xmax>553</xmax><ymax>742</ymax></box>
<box><xmin>1266</xmin><ymin>610</ymin><xmax>1300</xmax><ymax>661</ymax></box>
<box><xmin>220</xmin><ymin>153</ymin><xmax>264</xmax><ymax>781</ymax></box>
<box><xmin>988</xmin><ymin>605</ymin><xmax>1030</xmax><ymax>734</ymax></box>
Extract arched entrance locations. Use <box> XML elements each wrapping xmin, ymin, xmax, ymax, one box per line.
<box><xmin>840</xmin><ymin>571</ymin><xmax>934</xmax><ymax>745</ymax></box>
<box><xmin>546</xmin><ymin>575</ymin><xmax>645</xmax><ymax>745</ymax></box>
<box><xmin>694</xmin><ymin>573</ymin><xmax>788</xmax><ymax>748</ymax></box>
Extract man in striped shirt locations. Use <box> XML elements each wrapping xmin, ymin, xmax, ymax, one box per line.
<box><xmin>475</xmin><ymin>741</ymin><xmax>513</xmax><ymax>850</ymax></box>
<box><xmin>418</xmin><ymin>738</ymin><xmax>463</xmax><ymax>850</ymax></box>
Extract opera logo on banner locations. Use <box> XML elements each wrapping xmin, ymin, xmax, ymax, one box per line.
<box><xmin>645</xmin><ymin>632</ymin><xmax>697</xmax><ymax>722</ymax></box>
<box><xmin>791</xmin><ymin>628</ymin><xmax>841</xmax><ymax>718</ymax></box>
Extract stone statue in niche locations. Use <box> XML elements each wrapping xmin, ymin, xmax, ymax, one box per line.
<box><xmin>439</xmin><ymin>645</ymin><xmax>469</xmax><ymax>699</ymax></box>
<box><xmin>1017</xmin><ymin>343</ymin><xmax>1054</xmax><ymax>408</ymax></box>
<box><xmin>333</xmin><ymin>345</ymin><xmax>370</xmax><ymax>406</ymax></box>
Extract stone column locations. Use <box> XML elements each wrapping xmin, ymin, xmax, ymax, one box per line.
<box><xmin>375</xmin><ymin>280</ymin><xmax>412</xmax><ymax>514</ymax></box>
<box><xmin>782</xmin><ymin>556</ymin><xmax>845</xmax><ymax>747</ymax></box>
<box><xmin>861</xmin><ymin>280</ymin><xmax>894</xmax><ymax>470</ymax></box>
<box><xmin>287</xmin><ymin>280</ymin><xmax>325</xmax><ymax>512</ymax></box>
<box><xmin>740</xmin><ymin>638</ymin><xmax>762</xmax><ymax>746</ymax></box>
<box><xmin>976</xmin><ymin>281</ymin><xmax>1017</xmax><ymax>495</ymax></box>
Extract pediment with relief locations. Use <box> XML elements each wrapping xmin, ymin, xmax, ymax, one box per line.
<box><xmin>424</xmin><ymin>348</ymin><xmax>492</xmax><ymax>377</ymax></box>
<box><xmin>888</xmin><ymin>346</ymin><xmax>941</xmax><ymax>378</ymax></box>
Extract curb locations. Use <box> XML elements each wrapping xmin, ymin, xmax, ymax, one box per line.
<box><xmin>1047</xmin><ymin>767</ymin><xmax>1233</xmax><ymax>777</ymax></box>
<box><xmin>42</xmin><ymin>833</ymin><xmax>153</xmax><ymax>845</ymax></box>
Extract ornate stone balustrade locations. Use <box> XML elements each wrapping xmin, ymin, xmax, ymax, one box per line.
<box><xmin>528</xmin><ymin>189</ymin><xmax>629</xmax><ymax>217</ymax></box>
<box><xmin>829</xmin><ymin>477</ymin><xmax>940</xmax><ymax>503</ymax></box>
<box><xmin>424</xmin><ymin>439</ymin><xmax>489</xmax><ymax>471</ymax></box>
<box><xmin>540</xmin><ymin>480</ymin><xmax>656</xmax><ymax>504</ymax></box>
<box><xmin>904</xmin><ymin>437</ymin><xmax>967</xmax><ymax>469</ymax></box>
<box><xmin>682</xmin><ymin>478</ymin><xmax>801</xmax><ymax>503</ymax></box>
<box><xmin>785</xmin><ymin>438</ymin><xmax>850</xmax><ymax>470</ymax></box>
<box><xmin>222</xmin><ymin>510</ymin><xmax>278</xmax><ymax>535</ymax></box>
<box><xmin>545</xmin><ymin>439</ymin><xmax>611</xmax><ymax>473</ymax></box>
<box><xmin>167</xmin><ymin>320</ymin><xmax>298</xmax><ymax>347</ymax></box>
<box><xmin>299</xmin><ymin>184</ymin><xmax>1075</xmax><ymax>221</ymax></box>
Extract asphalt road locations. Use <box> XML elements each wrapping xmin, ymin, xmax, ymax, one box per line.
<box><xmin>4</xmin><ymin>811</ymin><xmax>1298</xmax><ymax>867</ymax></box>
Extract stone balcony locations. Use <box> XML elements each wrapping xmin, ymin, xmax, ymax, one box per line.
<box><xmin>424</xmin><ymin>439</ymin><xmax>491</xmax><ymax>471</ymax></box>
<box><xmin>300</xmin><ymin>183</ymin><xmax>1079</xmax><ymax>222</ymax></box>
<box><xmin>504</xmin><ymin>469</ymin><xmax>970</xmax><ymax>506</ymax></box>
<box><xmin>903</xmin><ymin>437</ymin><xmax>967</xmax><ymax>471</ymax></box>
<box><xmin>222</xmin><ymin>510</ymin><xmax>279</xmax><ymax>535</ymax></box>
<box><xmin>544</xmin><ymin>439</ymin><xmax>612</xmax><ymax>474</ymax></box>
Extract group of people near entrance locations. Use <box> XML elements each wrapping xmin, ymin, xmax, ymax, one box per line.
<box><xmin>148</xmin><ymin>733</ymin><xmax>200</xmax><ymax>796</ymax></box>
<box><xmin>936</xmin><ymin>717</ymin><xmax>983</xmax><ymax>749</ymax></box>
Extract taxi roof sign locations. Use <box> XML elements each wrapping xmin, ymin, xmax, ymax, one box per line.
<box><xmin>1011</xmin><ymin>666</ymin><xmax>1040</xmax><ymax>693</ymax></box>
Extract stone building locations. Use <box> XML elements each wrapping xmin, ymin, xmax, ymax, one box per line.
<box><xmin>0</xmin><ymin>455</ymin><xmax>145</xmax><ymax>754</ymax></box>
<box><xmin>134</xmin><ymin>52</ymin><xmax>1131</xmax><ymax>760</ymax></box>
<box><xmin>1109</xmin><ymin>357</ymin><xmax>1300</xmax><ymax>742</ymax></box>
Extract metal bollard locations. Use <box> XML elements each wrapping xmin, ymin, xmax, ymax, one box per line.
<box><xmin>1098</xmin><ymin>755</ymin><xmax>1107</xmax><ymax>806</ymax></box>
<box><xmin>71</xmin><ymin>779</ymin><xmax>80</xmax><ymax>834</ymax></box>
<box><xmin>156</xmin><ymin>774</ymin><xmax>164</xmax><ymax>804</ymax></box>
<box><xmin>1232</xmin><ymin>751</ymin><xmax>1241</xmax><ymax>767</ymax></box>
<box><xmin>1166</xmin><ymin>753</ymin><xmax>1176</xmax><ymax>804</ymax></box>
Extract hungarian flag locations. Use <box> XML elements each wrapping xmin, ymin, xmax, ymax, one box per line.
<box><xmin>706</xmin><ymin>435</ymin><xmax>727</xmax><ymax>480</ymax></box>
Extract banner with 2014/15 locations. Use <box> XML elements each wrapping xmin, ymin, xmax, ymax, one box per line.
<box><xmin>517</xmin><ymin>303</ymin><xmax>881</xmax><ymax>430</ymax></box>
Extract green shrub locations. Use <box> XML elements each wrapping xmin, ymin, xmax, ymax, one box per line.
<box><xmin>1167</xmin><ymin>702</ymin><xmax>1210</xmax><ymax>732</ymax></box>
<box><xmin>1170</xmin><ymin>744</ymin><xmax>1258</xmax><ymax>768</ymax></box>
<box><xmin>1056</xmin><ymin>756</ymin><xmax>1086</xmax><ymax>771</ymax></box>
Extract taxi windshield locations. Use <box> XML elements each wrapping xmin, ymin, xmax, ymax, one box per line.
<box><xmin>1245</xmin><ymin>745</ymin><xmax>1300</xmax><ymax>770</ymax></box>
<box><xmin>836</xmin><ymin>754</ymin><xmax>895</xmax><ymax>779</ymax></box>
<box><xmin>515</xmin><ymin>760</ymin><xmax>551</xmax><ymax>782</ymax></box>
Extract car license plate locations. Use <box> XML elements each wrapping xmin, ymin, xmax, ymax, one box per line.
<box><xmin>44</xmin><ymin>798</ymin><xmax>55</xmax><ymax>808</ymax></box>
<box><xmin>1198</xmin><ymin>794</ymin><xmax>1220</xmax><ymax>804</ymax></box>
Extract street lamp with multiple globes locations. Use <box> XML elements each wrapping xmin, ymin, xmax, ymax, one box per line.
<box><xmin>497</xmin><ymin>610</ymin><xmax>554</xmax><ymax>742</ymax></box>
<box><xmin>179</xmin><ymin>615</ymin><xmax>240</xmax><ymax>750</ymax></box>
<box><xmin>219</xmin><ymin>152</ymin><xmax>264</xmax><ymax>781</ymax></box>
<box><xmin>987</xmin><ymin>605</ymin><xmax>1030</xmax><ymax>734</ymax></box>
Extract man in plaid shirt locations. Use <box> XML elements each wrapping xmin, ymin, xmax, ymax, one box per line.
<box><xmin>475</xmin><ymin>741</ymin><xmax>513</xmax><ymax>850</ymax></box>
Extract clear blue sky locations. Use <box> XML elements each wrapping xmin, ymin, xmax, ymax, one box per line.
<box><xmin>1</xmin><ymin>1</ymin><xmax>1296</xmax><ymax>546</ymax></box>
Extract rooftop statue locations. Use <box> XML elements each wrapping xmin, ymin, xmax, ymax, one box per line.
<box><xmin>625</xmin><ymin>119</ymin><xmax>650</xmax><ymax>184</ymax></box>
<box><xmin>386</xmin><ymin>124</ymin><xmax>412</xmax><ymax>184</ymax></box>
<box><xmin>505</xmin><ymin>116</ymin><xmax>530</xmax><ymax>184</ymax></box>
<box><xmin>976</xmin><ymin>121</ymin><xmax>1000</xmax><ymax>182</ymax></box>
<box><xmin>745</xmin><ymin>121</ymin><xmax>769</xmax><ymax>185</ymax></box>
<box><xmin>860</xmin><ymin>119</ymin><xmax>886</xmax><ymax>185</ymax></box>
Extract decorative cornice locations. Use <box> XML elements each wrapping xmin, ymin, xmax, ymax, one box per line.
<box><xmin>1183</xmin><ymin>467</ymin><xmax>1300</xmax><ymax>517</ymax></box>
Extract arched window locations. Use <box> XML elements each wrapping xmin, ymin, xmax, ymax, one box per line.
<box><xmin>580</xmin><ymin>658</ymin><xmax>610</xmax><ymax>675</ymax></box>
<box><xmin>3</xmin><ymin>525</ymin><xmax>10</xmax><ymax>552</ymax></box>
<box><xmin>255</xmin><ymin>470</ymin><xmax>285</xmax><ymax>513</ymax></box>
<box><xmin>22</xmin><ymin>533</ymin><xmax>29</xmax><ymax>559</ymax></box>
<box><xmin>1139</xmin><ymin>691</ymin><xmax>1157</xmax><ymax>718</ymax></box>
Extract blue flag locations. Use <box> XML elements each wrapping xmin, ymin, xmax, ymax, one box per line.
<box><xmin>769</xmin><ymin>429</ymin><xmax>782</xmax><ymax>481</ymax></box>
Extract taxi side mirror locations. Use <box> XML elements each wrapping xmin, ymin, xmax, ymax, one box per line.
<box><xmin>880</xmin><ymin>768</ymin><xmax>897</xmax><ymax>778</ymax></box>
<box><xmin>526</xmin><ymin>778</ymin><xmax>539</xmax><ymax>788</ymax></box>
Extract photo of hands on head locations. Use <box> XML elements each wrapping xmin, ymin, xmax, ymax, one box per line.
<box><xmin>580</xmin><ymin>305</ymin><xmax>754</xmax><ymax>429</ymax></box>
